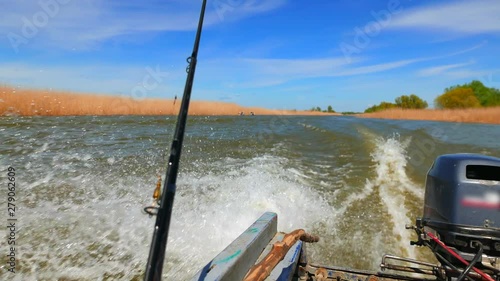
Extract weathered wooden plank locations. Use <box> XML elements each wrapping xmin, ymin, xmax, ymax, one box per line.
<box><xmin>267</xmin><ymin>240</ymin><xmax>302</xmax><ymax>281</ymax></box>
<box><xmin>191</xmin><ymin>212</ymin><xmax>278</xmax><ymax>281</ymax></box>
<box><xmin>254</xmin><ymin>232</ymin><xmax>303</xmax><ymax>281</ymax></box>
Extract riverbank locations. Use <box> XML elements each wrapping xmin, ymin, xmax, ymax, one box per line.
<box><xmin>0</xmin><ymin>86</ymin><xmax>335</xmax><ymax>116</ymax></box>
<box><xmin>3</xmin><ymin>86</ymin><xmax>498</xmax><ymax>123</ymax></box>
<box><xmin>359</xmin><ymin>107</ymin><xmax>500</xmax><ymax>124</ymax></box>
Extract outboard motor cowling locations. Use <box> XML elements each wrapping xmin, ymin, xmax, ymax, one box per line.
<box><xmin>421</xmin><ymin>154</ymin><xmax>500</xmax><ymax>270</ymax></box>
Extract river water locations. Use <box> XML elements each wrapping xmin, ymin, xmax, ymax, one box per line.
<box><xmin>1</xmin><ymin>115</ymin><xmax>499</xmax><ymax>280</ymax></box>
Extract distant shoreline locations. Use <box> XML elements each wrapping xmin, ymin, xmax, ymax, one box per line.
<box><xmin>0</xmin><ymin>86</ymin><xmax>337</xmax><ymax>117</ymax></box>
<box><xmin>2</xmin><ymin>85</ymin><xmax>499</xmax><ymax>124</ymax></box>
<box><xmin>359</xmin><ymin>108</ymin><xmax>500</xmax><ymax>125</ymax></box>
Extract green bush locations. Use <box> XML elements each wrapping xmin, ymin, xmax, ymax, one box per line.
<box><xmin>395</xmin><ymin>94</ymin><xmax>428</xmax><ymax>109</ymax></box>
<box><xmin>364</xmin><ymin>102</ymin><xmax>397</xmax><ymax>113</ymax></box>
<box><xmin>443</xmin><ymin>80</ymin><xmax>500</xmax><ymax>107</ymax></box>
<box><xmin>364</xmin><ymin>94</ymin><xmax>428</xmax><ymax>113</ymax></box>
<box><xmin>435</xmin><ymin>88</ymin><xmax>481</xmax><ymax>109</ymax></box>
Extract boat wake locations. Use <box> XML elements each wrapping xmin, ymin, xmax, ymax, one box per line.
<box><xmin>0</xmin><ymin>117</ymin><xmax>435</xmax><ymax>280</ymax></box>
<box><xmin>310</xmin><ymin>133</ymin><xmax>425</xmax><ymax>271</ymax></box>
<box><xmin>368</xmin><ymin>135</ymin><xmax>422</xmax><ymax>260</ymax></box>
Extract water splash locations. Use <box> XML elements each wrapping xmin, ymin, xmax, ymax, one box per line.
<box><xmin>163</xmin><ymin>154</ymin><xmax>336</xmax><ymax>279</ymax></box>
<box><xmin>369</xmin><ymin>134</ymin><xmax>422</xmax><ymax>259</ymax></box>
<box><xmin>6</xmin><ymin>151</ymin><xmax>334</xmax><ymax>280</ymax></box>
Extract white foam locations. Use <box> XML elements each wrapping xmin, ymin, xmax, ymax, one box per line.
<box><xmin>163</xmin><ymin>154</ymin><xmax>336</xmax><ymax>278</ymax></box>
<box><xmin>370</xmin><ymin>135</ymin><xmax>423</xmax><ymax>259</ymax></box>
<box><xmin>8</xmin><ymin>152</ymin><xmax>335</xmax><ymax>280</ymax></box>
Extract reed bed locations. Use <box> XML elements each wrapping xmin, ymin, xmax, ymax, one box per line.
<box><xmin>11</xmin><ymin>85</ymin><xmax>498</xmax><ymax>123</ymax></box>
<box><xmin>360</xmin><ymin>107</ymin><xmax>500</xmax><ymax>124</ymax></box>
<box><xmin>0</xmin><ymin>85</ymin><xmax>330</xmax><ymax>116</ymax></box>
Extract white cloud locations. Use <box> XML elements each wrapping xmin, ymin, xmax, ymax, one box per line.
<box><xmin>0</xmin><ymin>0</ymin><xmax>287</xmax><ymax>50</ymax></box>
<box><xmin>332</xmin><ymin>59</ymin><xmax>421</xmax><ymax>77</ymax></box>
<box><xmin>245</xmin><ymin>56</ymin><xmax>427</xmax><ymax>78</ymax></box>
<box><xmin>417</xmin><ymin>61</ymin><xmax>475</xmax><ymax>77</ymax></box>
<box><xmin>243</xmin><ymin>57</ymin><xmax>354</xmax><ymax>77</ymax></box>
<box><xmin>212</xmin><ymin>0</ymin><xmax>287</xmax><ymax>21</ymax></box>
<box><xmin>438</xmin><ymin>69</ymin><xmax>495</xmax><ymax>80</ymax></box>
<box><xmin>391</xmin><ymin>0</ymin><xmax>500</xmax><ymax>34</ymax></box>
<box><xmin>443</xmin><ymin>41</ymin><xmax>488</xmax><ymax>57</ymax></box>
<box><xmin>0</xmin><ymin>62</ymin><xmax>177</xmax><ymax>98</ymax></box>
<box><xmin>416</xmin><ymin>63</ymin><xmax>500</xmax><ymax>84</ymax></box>
<box><xmin>222</xmin><ymin>42</ymin><xmax>484</xmax><ymax>84</ymax></box>
<box><xmin>198</xmin><ymin>56</ymin><xmax>428</xmax><ymax>89</ymax></box>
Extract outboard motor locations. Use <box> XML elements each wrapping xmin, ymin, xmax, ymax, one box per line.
<box><xmin>416</xmin><ymin>153</ymin><xmax>500</xmax><ymax>279</ymax></box>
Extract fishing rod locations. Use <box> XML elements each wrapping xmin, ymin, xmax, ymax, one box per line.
<box><xmin>144</xmin><ymin>0</ymin><xmax>207</xmax><ymax>280</ymax></box>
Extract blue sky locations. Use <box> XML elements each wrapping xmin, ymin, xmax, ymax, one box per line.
<box><xmin>1</xmin><ymin>0</ymin><xmax>500</xmax><ymax>112</ymax></box>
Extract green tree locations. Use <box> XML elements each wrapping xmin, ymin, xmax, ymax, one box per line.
<box><xmin>327</xmin><ymin>105</ymin><xmax>335</xmax><ymax>113</ymax></box>
<box><xmin>364</xmin><ymin>102</ymin><xmax>397</xmax><ymax>113</ymax></box>
<box><xmin>467</xmin><ymin>80</ymin><xmax>500</xmax><ymax>106</ymax></box>
<box><xmin>435</xmin><ymin>88</ymin><xmax>481</xmax><ymax>109</ymax></box>
<box><xmin>444</xmin><ymin>80</ymin><xmax>500</xmax><ymax>107</ymax></box>
<box><xmin>394</xmin><ymin>94</ymin><xmax>428</xmax><ymax>109</ymax></box>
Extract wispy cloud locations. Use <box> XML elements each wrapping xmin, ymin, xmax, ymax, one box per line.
<box><xmin>202</xmin><ymin>56</ymin><xmax>425</xmax><ymax>89</ymax></box>
<box><xmin>417</xmin><ymin>61</ymin><xmax>475</xmax><ymax>77</ymax></box>
<box><xmin>332</xmin><ymin>59</ymin><xmax>421</xmax><ymax>77</ymax></box>
<box><xmin>212</xmin><ymin>0</ymin><xmax>287</xmax><ymax>21</ymax></box>
<box><xmin>0</xmin><ymin>0</ymin><xmax>287</xmax><ymax>50</ymax></box>
<box><xmin>390</xmin><ymin>0</ymin><xmax>500</xmax><ymax>34</ymax></box>
<box><xmin>443</xmin><ymin>41</ymin><xmax>488</xmax><ymax>57</ymax></box>
<box><xmin>207</xmin><ymin>41</ymin><xmax>489</xmax><ymax>87</ymax></box>
<box><xmin>438</xmin><ymin>69</ymin><xmax>497</xmax><ymax>81</ymax></box>
<box><xmin>0</xmin><ymin>62</ymin><xmax>175</xmax><ymax>97</ymax></box>
<box><xmin>243</xmin><ymin>57</ymin><xmax>353</xmax><ymax>77</ymax></box>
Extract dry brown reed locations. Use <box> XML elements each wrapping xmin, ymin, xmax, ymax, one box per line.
<box><xmin>360</xmin><ymin>108</ymin><xmax>500</xmax><ymax>124</ymax></box>
<box><xmin>0</xmin><ymin>85</ymin><xmax>333</xmax><ymax>116</ymax></box>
